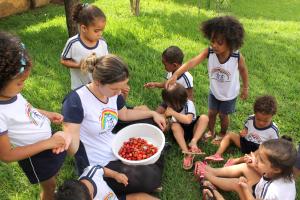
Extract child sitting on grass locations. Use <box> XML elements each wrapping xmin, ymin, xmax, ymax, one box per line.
<box><xmin>55</xmin><ymin>165</ymin><xmax>159</xmax><ymax>200</ymax></box>
<box><xmin>144</xmin><ymin>46</ymin><xmax>193</xmax><ymax>114</ymax></box>
<box><xmin>195</xmin><ymin>138</ymin><xmax>297</xmax><ymax>200</ymax></box>
<box><xmin>205</xmin><ymin>95</ymin><xmax>279</xmax><ymax>166</ymax></box>
<box><xmin>162</xmin><ymin>83</ymin><xmax>208</xmax><ymax>170</ymax></box>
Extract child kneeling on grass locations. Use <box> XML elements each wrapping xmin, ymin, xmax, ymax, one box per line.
<box><xmin>55</xmin><ymin>165</ymin><xmax>159</xmax><ymax>200</ymax></box>
<box><xmin>195</xmin><ymin>138</ymin><xmax>297</xmax><ymax>200</ymax></box>
<box><xmin>162</xmin><ymin>83</ymin><xmax>208</xmax><ymax>170</ymax></box>
<box><xmin>0</xmin><ymin>32</ymin><xmax>67</xmax><ymax>200</ymax></box>
<box><xmin>205</xmin><ymin>95</ymin><xmax>279</xmax><ymax>166</ymax></box>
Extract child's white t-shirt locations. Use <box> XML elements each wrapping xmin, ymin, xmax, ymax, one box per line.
<box><xmin>178</xmin><ymin>99</ymin><xmax>196</xmax><ymax>122</ymax></box>
<box><xmin>62</xmin><ymin>86</ymin><xmax>125</xmax><ymax>166</ymax></box>
<box><xmin>0</xmin><ymin>94</ymin><xmax>51</xmax><ymax>146</ymax></box>
<box><xmin>61</xmin><ymin>34</ymin><xmax>108</xmax><ymax>89</ymax></box>
<box><xmin>166</xmin><ymin>71</ymin><xmax>193</xmax><ymax>89</ymax></box>
<box><xmin>79</xmin><ymin>165</ymin><xmax>118</xmax><ymax>200</ymax></box>
<box><xmin>208</xmin><ymin>48</ymin><xmax>240</xmax><ymax>101</ymax></box>
<box><xmin>244</xmin><ymin>115</ymin><xmax>279</xmax><ymax>144</ymax></box>
<box><xmin>254</xmin><ymin>176</ymin><xmax>296</xmax><ymax>200</ymax></box>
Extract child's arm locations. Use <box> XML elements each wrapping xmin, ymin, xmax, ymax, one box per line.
<box><xmin>37</xmin><ymin>109</ymin><xmax>63</xmax><ymax>125</ymax></box>
<box><xmin>186</xmin><ymin>88</ymin><xmax>194</xmax><ymax>100</ymax></box>
<box><xmin>238</xmin><ymin>177</ymin><xmax>256</xmax><ymax>200</ymax></box>
<box><xmin>60</xmin><ymin>58</ymin><xmax>80</xmax><ymax>69</ymax></box>
<box><xmin>0</xmin><ymin>131</ymin><xmax>65</xmax><ymax>163</ymax></box>
<box><xmin>238</xmin><ymin>54</ymin><xmax>249</xmax><ymax>100</ymax></box>
<box><xmin>61</xmin><ymin>122</ymin><xmax>81</xmax><ymax>155</ymax></box>
<box><xmin>165</xmin><ymin>48</ymin><xmax>209</xmax><ymax>88</ymax></box>
<box><xmin>144</xmin><ymin>81</ymin><xmax>165</xmax><ymax>89</ymax></box>
<box><xmin>103</xmin><ymin>167</ymin><xmax>128</xmax><ymax>186</ymax></box>
<box><xmin>165</xmin><ymin>107</ymin><xmax>193</xmax><ymax>124</ymax></box>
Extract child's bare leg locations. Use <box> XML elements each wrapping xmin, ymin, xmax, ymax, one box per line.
<box><xmin>127</xmin><ymin>193</ymin><xmax>159</xmax><ymax>200</ymax></box>
<box><xmin>155</xmin><ymin>106</ymin><xmax>166</xmax><ymax>114</ymax></box>
<box><xmin>171</xmin><ymin>123</ymin><xmax>188</xmax><ymax>152</ymax></box>
<box><xmin>40</xmin><ymin>176</ymin><xmax>56</xmax><ymax>200</ymax></box>
<box><xmin>189</xmin><ymin>114</ymin><xmax>209</xmax><ymax>147</ymax></box>
<box><xmin>219</xmin><ymin>113</ymin><xmax>229</xmax><ymax>136</ymax></box>
<box><xmin>204</xmin><ymin>172</ymin><xmax>247</xmax><ymax>200</ymax></box>
<box><xmin>215</xmin><ymin>132</ymin><xmax>241</xmax><ymax>155</ymax></box>
<box><xmin>208</xmin><ymin>109</ymin><xmax>218</xmax><ymax>136</ymax></box>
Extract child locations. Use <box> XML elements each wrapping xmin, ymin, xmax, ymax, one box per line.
<box><xmin>162</xmin><ymin>83</ymin><xmax>208</xmax><ymax>170</ymax></box>
<box><xmin>165</xmin><ymin>16</ymin><xmax>249</xmax><ymax>144</ymax></box>
<box><xmin>0</xmin><ymin>32</ymin><xmax>67</xmax><ymax>200</ymax></box>
<box><xmin>55</xmin><ymin>165</ymin><xmax>159</xmax><ymax>200</ymax></box>
<box><xmin>195</xmin><ymin>138</ymin><xmax>297</xmax><ymax>200</ymax></box>
<box><xmin>61</xmin><ymin>3</ymin><xmax>108</xmax><ymax>90</ymax></box>
<box><xmin>205</xmin><ymin>95</ymin><xmax>279</xmax><ymax>165</ymax></box>
<box><xmin>239</xmin><ymin>138</ymin><xmax>297</xmax><ymax>200</ymax></box>
<box><xmin>144</xmin><ymin>46</ymin><xmax>193</xmax><ymax>113</ymax></box>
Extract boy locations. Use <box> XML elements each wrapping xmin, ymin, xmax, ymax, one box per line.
<box><xmin>205</xmin><ymin>95</ymin><xmax>279</xmax><ymax>165</ymax></box>
<box><xmin>144</xmin><ymin>46</ymin><xmax>193</xmax><ymax>114</ymax></box>
<box><xmin>55</xmin><ymin>165</ymin><xmax>159</xmax><ymax>200</ymax></box>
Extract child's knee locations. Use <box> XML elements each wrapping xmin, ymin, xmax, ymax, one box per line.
<box><xmin>199</xmin><ymin>114</ymin><xmax>209</xmax><ymax>123</ymax></box>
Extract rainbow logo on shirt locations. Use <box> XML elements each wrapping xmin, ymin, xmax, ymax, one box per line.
<box><xmin>104</xmin><ymin>192</ymin><xmax>116</xmax><ymax>200</ymax></box>
<box><xmin>100</xmin><ymin>109</ymin><xmax>118</xmax><ymax>129</ymax></box>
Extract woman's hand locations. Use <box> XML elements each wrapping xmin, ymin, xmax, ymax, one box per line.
<box><xmin>48</xmin><ymin>131</ymin><xmax>65</xmax><ymax>151</ymax></box>
<box><xmin>114</xmin><ymin>172</ymin><xmax>128</xmax><ymax>186</ymax></box>
<box><xmin>152</xmin><ymin>112</ymin><xmax>166</xmax><ymax>130</ymax></box>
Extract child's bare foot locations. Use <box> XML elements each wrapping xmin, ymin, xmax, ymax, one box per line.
<box><xmin>188</xmin><ymin>139</ymin><xmax>205</xmax><ymax>155</ymax></box>
<box><xmin>203</xmin><ymin>131</ymin><xmax>214</xmax><ymax>141</ymax></box>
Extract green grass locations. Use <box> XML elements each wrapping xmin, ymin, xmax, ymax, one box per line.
<box><xmin>0</xmin><ymin>0</ymin><xmax>300</xmax><ymax>199</ymax></box>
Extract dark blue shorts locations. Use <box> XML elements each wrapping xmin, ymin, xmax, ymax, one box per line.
<box><xmin>180</xmin><ymin>116</ymin><xmax>200</xmax><ymax>141</ymax></box>
<box><xmin>240</xmin><ymin>137</ymin><xmax>260</xmax><ymax>154</ymax></box>
<box><xmin>208</xmin><ymin>92</ymin><xmax>237</xmax><ymax>114</ymax></box>
<box><xmin>18</xmin><ymin>149</ymin><xmax>66</xmax><ymax>184</ymax></box>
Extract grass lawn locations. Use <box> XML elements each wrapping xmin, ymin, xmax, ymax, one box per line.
<box><xmin>0</xmin><ymin>0</ymin><xmax>300</xmax><ymax>199</ymax></box>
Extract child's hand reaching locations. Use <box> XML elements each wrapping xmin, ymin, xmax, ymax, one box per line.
<box><xmin>114</xmin><ymin>172</ymin><xmax>128</xmax><ymax>186</ymax></box>
<box><xmin>47</xmin><ymin>112</ymin><xmax>64</xmax><ymax>124</ymax></box>
<box><xmin>144</xmin><ymin>82</ymin><xmax>157</xmax><ymax>88</ymax></box>
<box><xmin>52</xmin><ymin>131</ymin><xmax>72</xmax><ymax>154</ymax></box>
<box><xmin>165</xmin><ymin>76</ymin><xmax>177</xmax><ymax>89</ymax></box>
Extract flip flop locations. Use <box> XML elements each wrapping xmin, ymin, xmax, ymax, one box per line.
<box><xmin>182</xmin><ymin>146</ymin><xmax>206</xmax><ymax>155</ymax></box>
<box><xmin>224</xmin><ymin>158</ymin><xmax>235</xmax><ymax>167</ymax></box>
<box><xmin>182</xmin><ymin>154</ymin><xmax>195</xmax><ymax>170</ymax></box>
<box><xmin>204</xmin><ymin>154</ymin><xmax>224</xmax><ymax>162</ymax></box>
<box><xmin>194</xmin><ymin>161</ymin><xmax>207</xmax><ymax>180</ymax></box>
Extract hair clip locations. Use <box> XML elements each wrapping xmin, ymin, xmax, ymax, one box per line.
<box><xmin>20</xmin><ymin>42</ymin><xmax>26</xmax><ymax>66</ymax></box>
<box><xmin>82</xmin><ymin>3</ymin><xmax>89</xmax><ymax>8</ymax></box>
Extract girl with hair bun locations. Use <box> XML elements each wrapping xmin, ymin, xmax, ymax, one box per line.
<box><xmin>60</xmin><ymin>3</ymin><xmax>108</xmax><ymax>90</ymax></box>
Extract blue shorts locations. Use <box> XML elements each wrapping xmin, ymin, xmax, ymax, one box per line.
<box><xmin>18</xmin><ymin>149</ymin><xmax>66</xmax><ymax>184</ymax></box>
<box><xmin>208</xmin><ymin>92</ymin><xmax>237</xmax><ymax>114</ymax></box>
<box><xmin>240</xmin><ymin>137</ymin><xmax>259</xmax><ymax>154</ymax></box>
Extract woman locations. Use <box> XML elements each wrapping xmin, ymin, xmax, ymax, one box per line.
<box><xmin>61</xmin><ymin>54</ymin><xmax>166</xmax><ymax>196</ymax></box>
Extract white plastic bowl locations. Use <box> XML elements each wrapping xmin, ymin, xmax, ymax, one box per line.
<box><xmin>112</xmin><ymin>123</ymin><xmax>165</xmax><ymax>165</ymax></box>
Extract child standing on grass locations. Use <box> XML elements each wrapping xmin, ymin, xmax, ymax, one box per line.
<box><xmin>194</xmin><ymin>138</ymin><xmax>297</xmax><ymax>200</ymax></box>
<box><xmin>162</xmin><ymin>83</ymin><xmax>208</xmax><ymax>170</ymax></box>
<box><xmin>165</xmin><ymin>16</ymin><xmax>249</xmax><ymax>144</ymax></box>
<box><xmin>55</xmin><ymin>165</ymin><xmax>159</xmax><ymax>200</ymax></box>
<box><xmin>205</xmin><ymin>95</ymin><xmax>279</xmax><ymax>165</ymax></box>
<box><xmin>61</xmin><ymin>3</ymin><xmax>108</xmax><ymax>90</ymax></box>
<box><xmin>144</xmin><ymin>46</ymin><xmax>194</xmax><ymax>113</ymax></box>
<box><xmin>0</xmin><ymin>32</ymin><xmax>67</xmax><ymax>200</ymax></box>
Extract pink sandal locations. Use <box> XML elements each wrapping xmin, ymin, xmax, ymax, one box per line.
<box><xmin>204</xmin><ymin>154</ymin><xmax>224</xmax><ymax>162</ymax></box>
<box><xmin>183</xmin><ymin>154</ymin><xmax>195</xmax><ymax>170</ymax></box>
<box><xmin>224</xmin><ymin>158</ymin><xmax>235</xmax><ymax>167</ymax></box>
<box><xmin>194</xmin><ymin>161</ymin><xmax>207</xmax><ymax>180</ymax></box>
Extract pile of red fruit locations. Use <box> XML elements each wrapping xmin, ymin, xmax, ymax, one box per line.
<box><xmin>118</xmin><ymin>137</ymin><xmax>158</xmax><ymax>161</ymax></box>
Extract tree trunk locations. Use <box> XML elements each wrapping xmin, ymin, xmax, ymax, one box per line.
<box><xmin>64</xmin><ymin>0</ymin><xmax>79</xmax><ymax>37</ymax></box>
<box><xmin>130</xmin><ymin>0</ymin><xmax>140</xmax><ymax>16</ymax></box>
